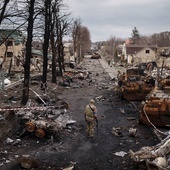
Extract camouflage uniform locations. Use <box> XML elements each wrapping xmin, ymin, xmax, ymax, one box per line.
<box><xmin>84</xmin><ymin>100</ymin><xmax>97</xmax><ymax>137</ymax></box>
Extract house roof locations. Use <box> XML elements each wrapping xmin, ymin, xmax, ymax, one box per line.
<box><xmin>31</xmin><ymin>49</ymin><xmax>52</xmax><ymax>60</ymax></box>
<box><xmin>64</xmin><ymin>42</ymin><xmax>73</xmax><ymax>48</ymax></box>
<box><xmin>126</xmin><ymin>45</ymin><xmax>157</xmax><ymax>55</ymax></box>
<box><xmin>32</xmin><ymin>49</ymin><xmax>43</xmax><ymax>56</ymax></box>
<box><xmin>0</xmin><ymin>29</ymin><xmax>26</xmax><ymax>45</ymax></box>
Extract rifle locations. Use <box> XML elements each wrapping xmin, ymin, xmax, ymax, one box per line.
<box><xmin>95</xmin><ymin>117</ymin><xmax>98</xmax><ymax>135</ymax></box>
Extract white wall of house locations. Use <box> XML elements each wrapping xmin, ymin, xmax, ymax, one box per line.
<box><xmin>122</xmin><ymin>43</ymin><xmax>127</xmax><ymax>60</ymax></box>
<box><xmin>127</xmin><ymin>55</ymin><xmax>133</xmax><ymax>63</ymax></box>
<box><xmin>64</xmin><ymin>43</ymin><xmax>73</xmax><ymax>64</ymax></box>
<box><xmin>0</xmin><ymin>41</ymin><xmax>24</xmax><ymax>71</ymax></box>
<box><xmin>136</xmin><ymin>48</ymin><xmax>156</xmax><ymax>63</ymax></box>
<box><xmin>64</xmin><ymin>53</ymin><xmax>70</xmax><ymax>63</ymax></box>
<box><xmin>156</xmin><ymin>57</ymin><xmax>170</xmax><ymax>68</ymax></box>
<box><xmin>127</xmin><ymin>48</ymin><xmax>156</xmax><ymax>64</ymax></box>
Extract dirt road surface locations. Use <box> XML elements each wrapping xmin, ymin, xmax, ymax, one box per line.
<box><xmin>0</xmin><ymin>56</ymin><xmax>159</xmax><ymax>170</ymax></box>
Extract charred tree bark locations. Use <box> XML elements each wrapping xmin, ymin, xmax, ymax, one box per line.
<box><xmin>72</xmin><ymin>19</ymin><xmax>81</xmax><ymax>64</ymax></box>
<box><xmin>56</xmin><ymin>19</ymin><xmax>68</xmax><ymax>76</ymax></box>
<box><xmin>56</xmin><ymin>20</ymin><xmax>63</xmax><ymax>77</ymax></box>
<box><xmin>57</xmin><ymin>41</ymin><xmax>63</xmax><ymax>77</ymax></box>
<box><xmin>21</xmin><ymin>0</ymin><xmax>35</xmax><ymax>105</ymax></box>
<box><xmin>41</xmin><ymin>0</ymin><xmax>52</xmax><ymax>90</ymax></box>
<box><xmin>61</xmin><ymin>42</ymin><xmax>65</xmax><ymax>72</ymax></box>
<box><xmin>50</xmin><ymin>1</ymin><xmax>57</xmax><ymax>83</ymax></box>
<box><xmin>50</xmin><ymin>31</ymin><xmax>57</xmax><ymax>83</ymax></box>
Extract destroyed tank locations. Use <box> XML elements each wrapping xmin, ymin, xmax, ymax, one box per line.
<box><xmin>118</xmin><ymin>67</ymin><xmax>155</xmax><ymax>101</ymax></box>
<box><xmin>139</xmin><ymin>85</ymin><xmax>170</xmax><ymax>127</ymax></box>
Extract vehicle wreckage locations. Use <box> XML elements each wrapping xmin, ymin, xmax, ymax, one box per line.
<box><xmin>139</xmin><ymin>78</ymin><xmax>170</xmax><ymax>127</ymax></box>
<box><xmin>1</xmin><ymin>101</ymin><xmax>76</xmax><ymax>139</ymax></box>
<box><xmin>131</xmin><ymin>68</ymin><xmax>170</xmax><ymax>169</ymax></box>
<box><xmin>117</xmin><ymin>67</ymin><xmax>155</xmax><ymax>101</ymax></box>
<box><xmin>129</xmin><ymin>134</ymin><xmax>170</xmax><ymax>170</ymax></box>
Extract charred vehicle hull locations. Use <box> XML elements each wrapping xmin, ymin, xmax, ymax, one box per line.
<box><xmin>121</xmin><ymin>82</ymin><xmax>153</xmax><ymax>101</ymax></box>
<box><xmin>139</xmin><ymin>88</ymin><xmax>170</xmax><ymax>127</ymax></box>
<box><xmin>118</xmin><ymin>67</ymin><xmax>155</xmax><ymax>101</ymax></box>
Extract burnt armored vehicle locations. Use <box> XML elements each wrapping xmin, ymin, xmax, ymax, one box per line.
<box><xmin>118</xmin><ymin>67</ymin><xmax>155</xmax><ymax>101</ymax></box>
<box><xmin>139</xmin><ymin>78</ymin><xmax>170</xmax><ymax>127</ymax></box>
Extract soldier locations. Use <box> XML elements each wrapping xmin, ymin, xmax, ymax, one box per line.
<box><xmin>84</xmin><ymin>99</ymin><xmax>98</xmax><ymax>138</ymax></box>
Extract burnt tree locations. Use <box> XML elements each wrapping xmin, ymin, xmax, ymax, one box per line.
<box><xmin>21</xmin><ymin>0</ymin><xmax>35</xmax><ymax>105</ymax></box>
<box><xmin>72</xmin><ymin>19</ymin><xmax>81</xmax><ymax>63</ymax></box>
<box><xmin>56</xmin><ymin>11</ymin><xmax>69</xmax><ymax>77</ymax></box>
<box><xmin>41</xmin><ymin>0</ymin><xmax>52</xmax><ymax>90</ymax></box>
<box><xmin>50</xmin><ymin>0</ymin><xmax>59</xmax><ymax>83</ymax></box>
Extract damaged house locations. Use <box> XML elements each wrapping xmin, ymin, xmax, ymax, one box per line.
<box><xmin>30</xmin><ymin>49</ymin><xmax>43</xmax><ymax>72</ymax></box>
<box><xmin>156</xmin><ymin>47</ymin><xmax>170</xmax><ymax>68</ymax></box>
<box><xmin>0</xmin><ymin>30</ymin><xmax>51</xmax><ymax>76</ymax></box>
<box><xmin>64</xmin><ymin>42</ymin><xmax>74</xmax><ymax>64</ymax></box>
<box><xmin>122</xmin><ymin>44</ymin><xmax>157</xmax><ymax>64</ymax></box>
<box><xmin>0</xmin><ymin>29</ymin><xmax>26</xmax><ymax>73</ymax></box>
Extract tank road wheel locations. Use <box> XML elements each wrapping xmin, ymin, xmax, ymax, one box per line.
<box><xmin>35</xmin><ymin>129</ymin><xmax>46</xmax><ymax>138</ymax></box>
<box><xmin>25</xmin><ymin>122</ymin><xmax>35</xmax><ymax>132</ymax></box>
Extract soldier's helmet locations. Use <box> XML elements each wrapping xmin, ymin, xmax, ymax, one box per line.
<box><xmin>90</xmin><ymin>99</ymin><xmax>95</xmax><ymax>103</ymax></box>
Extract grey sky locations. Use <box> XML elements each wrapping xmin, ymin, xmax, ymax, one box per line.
<box><xmin>65</xmin><ymin>0</ymin><xmax>170</xmax><ymax>42</ymax></box>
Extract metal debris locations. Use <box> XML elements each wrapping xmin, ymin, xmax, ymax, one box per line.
<box><xmin>114</xmin><ymin>151</ymin><xmax>127</xmax><ymax>157</ymax></box>
<box><xmin>129</xmin><ymin>128</ymin><xmax>137</xmax><ymax>137</ymax></box>
<box><xmin>129</xmin><ymin>136</ymin><xmax>170</xmax><ymax>169</ymax></box>
<box><xmin>111</xmin><ymin>127</ymin><xmax>123</xmax><ymax>136</ymax></box>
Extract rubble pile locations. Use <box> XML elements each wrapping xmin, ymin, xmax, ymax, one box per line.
<box><xmin>22</xmin><ymin>108</ymin><xmax>75</xmax><ymax>138</ymax></box>
<box><xmin>130</xmin><ymin>135</ymin><xmax>170</xmax><ymax>169</ymax></box>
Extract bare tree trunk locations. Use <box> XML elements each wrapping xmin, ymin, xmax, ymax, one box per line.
<box><xmin>72</xmin><ymin>19</ymin><xmax>81</xmax><ymax>64</ymax></box>
<box><xmin>56</xmin><ymin>19</ymin><xmax>63</xmax><ymax>77</ymax></box>
<box><xmin>61</xmin><ymin>42</ymin><xmax>65</xmax><ymax>72</ymax></box>
<box><xmin>21</xmin><ymin>0</ymin><xmax>35</xmax><ymax>105</ymax></box>
<box><xmin>51</xmin><ymin>31</ymin><xmax>57</xmax><ymax>83</ymax></box>
<box><xmin>57</xmin><ymin>41</ymin><xmax>63</xmax><ymax>77</ymax></box>
<box><xmin>41</xmin><ymin>0</ymin><xmax>51</xmax><ymax>90</ymax></box>
<box><xmin>50</xmin><ymin>1</ymin><xmax>57</xmax><ymax>83</ymax></box>
<box><xmin>50</xmin><ymin>0</ymin><xmax>69</xmax><ymax>80</ymax></box>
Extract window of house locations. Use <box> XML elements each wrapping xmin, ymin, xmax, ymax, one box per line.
<box><xmin>7</xmin><ymin>41</ymin><xmax>13</xmax><ymax>46</ymax></box>
<box><xmin>146</xmin><ymin>50</ymin><xmax>150</xmax><ymax>54</ymax></box>
<box><xmin>7</xmin><ymin>52</ymin><xmax>13</xmax><ymax>57</ymax></box>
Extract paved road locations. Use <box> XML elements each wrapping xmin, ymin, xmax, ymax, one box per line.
<box><xmin>99</xmin><ymin>58</ymin><xmax>119</xmax><ymax>79</ymax></box>
<box><xmin>85</xmin><ymin>55</ymin><xmax>125</xmax><ymax>80</ymax></box>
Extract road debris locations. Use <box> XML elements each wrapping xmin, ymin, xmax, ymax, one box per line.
<box><xmin>129</xmin><ymin>135</ymin><xmax>170</xmax><ymax>169</ymax></box>
<box><xmin>114</xmin><ymin>151</ymin><xmax>127</xmax><ymax>157</ymax></box>
<box><xmin>129</xmin><ymin>127</ymin><xmax>137</xmax><ymax>137</ymax></box>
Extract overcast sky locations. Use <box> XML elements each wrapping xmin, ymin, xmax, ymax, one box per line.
<box><xmin>65</xmin><ymin>0</ymin><xmax>170</xmax><ymax>42</ymax></box>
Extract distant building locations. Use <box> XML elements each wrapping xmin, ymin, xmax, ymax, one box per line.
<box><xmin>64</xmin><ymin>42</ymin><xmax>74</xmax><ymax>63</ymax></box>
<box><xmin>122</xmin><ymin>44</ymin><xmax>157</xmax><ymax>64</ymax></box>
<box><xmin>30</xmin><ymin>49</ymin><xmax>43</xmax><ymax>72</ymax></box>
<box><xmin>156</xmin><ymin>47</ymin><xmax>170</xmax><ymax>68</ymax></box>
<box><xmin>0</xmin><ymin>29</ymin><xmax>26</xmax><ymax>72</ymax></box>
